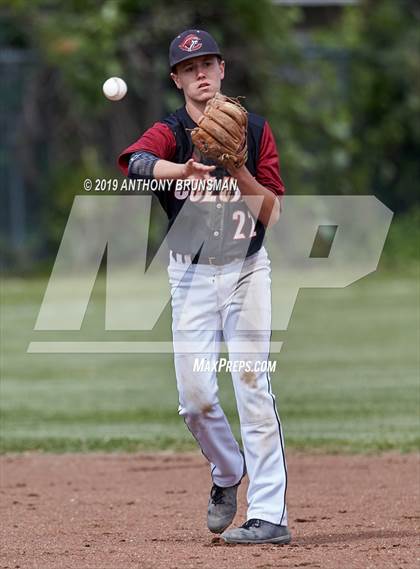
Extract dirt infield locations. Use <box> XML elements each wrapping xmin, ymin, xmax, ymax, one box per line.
<box><xmin>1</xmin><ymin>452</ymin><xmax>418</xmax><ymax>569</ymax></box>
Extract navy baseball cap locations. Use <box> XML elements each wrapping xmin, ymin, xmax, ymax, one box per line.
<box><xmin>169</xmin><ymin>29</ymin><xmax>222</xmax><ymax>70</ymax></box>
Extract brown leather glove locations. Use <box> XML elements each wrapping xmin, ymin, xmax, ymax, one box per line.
<box><xmin>191</xmin><ymin>92</ymin><xmax>248</xmax><ymax>170</ymax></box>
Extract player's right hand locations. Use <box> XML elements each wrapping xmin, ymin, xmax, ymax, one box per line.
<box><xmin>181</xmin><ymin>158</ymin><xmax>216</xmax><ymax>180</ymax></box>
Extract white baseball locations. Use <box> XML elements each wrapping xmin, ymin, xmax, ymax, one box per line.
<box><xmin>102</xmin><ymin>77</ymin><xmax>127</xmax><ymax>101</ymax></box>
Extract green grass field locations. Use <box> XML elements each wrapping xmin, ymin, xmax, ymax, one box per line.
<box><xmin>1</xmin><ymin>265</ymin><xmax>419</xmax><ymax>453</ymax></box>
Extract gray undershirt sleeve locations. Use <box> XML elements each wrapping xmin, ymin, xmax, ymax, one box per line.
<box><xmin>128</xmin><ymin>151</ymin><xmax>159</xmax><ymax>179</ymax></box>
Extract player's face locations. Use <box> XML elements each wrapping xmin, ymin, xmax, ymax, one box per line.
<box><xmin>171</xmin><ymin>55</ymin><xmax>225</xmax><ymax>104</ymax></box>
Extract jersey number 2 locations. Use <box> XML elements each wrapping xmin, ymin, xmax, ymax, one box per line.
<box><xmin>232</xmin><ymin>210</ymin><xmax>257</xmax><ymax>240</ymax></box>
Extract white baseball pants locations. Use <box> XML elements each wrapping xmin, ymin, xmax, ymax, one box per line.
<box><xmin>168</xmin><ymin>247</ymin><xmax>288</xmax><ymax>525</ymax></box>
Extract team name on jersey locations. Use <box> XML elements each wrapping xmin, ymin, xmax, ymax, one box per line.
<box><xmin>174</xmin><ymin>177</ymin><xmax>241</xmax><ymax>203</ymax></box>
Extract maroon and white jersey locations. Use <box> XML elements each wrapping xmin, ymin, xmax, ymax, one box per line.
<box><xmin>118</xmin><ymin>106</ymin><xmax>285</xmax><ymax>261</ymax></box>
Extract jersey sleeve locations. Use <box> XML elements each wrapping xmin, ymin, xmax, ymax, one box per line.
<box><xmin>118</xmin><ymin>122</ymin><xmax>176</xmax><ymax>176</ymax></box>
<box><xmin>255</xmin><ymin>121</ymin><xmax>286</xmax><ymax>196</ymax></box>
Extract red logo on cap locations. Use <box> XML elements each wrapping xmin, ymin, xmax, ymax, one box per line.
<box><xmin>179</xmin><ymin>34</ymin><xmax>202</xmax><ymax>53</ymax></box>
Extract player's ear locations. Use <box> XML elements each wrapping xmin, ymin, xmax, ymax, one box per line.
<box><xmin>171</xmin><ymin>71</ymin><xmax>182</xmax><ymax>90</ymax></box>
<box><xmin>219</xmin><ymin>59</ymin><xmax>225</xmax><ymax>80</ymax></box>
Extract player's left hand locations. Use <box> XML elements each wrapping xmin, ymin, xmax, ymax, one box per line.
<box><xmin>182</xmin><ymin>158</ymin><xmax>216</xmax><ymax>180</ymax></box>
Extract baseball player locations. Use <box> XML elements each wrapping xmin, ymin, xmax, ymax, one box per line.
<box><xmin>118</xmin><ymin>29</ymin><xmax>290</xmax><ymax>545</ymax></box>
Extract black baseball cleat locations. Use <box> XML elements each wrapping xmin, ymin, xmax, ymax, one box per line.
<box><xmin>207</xmin><ymin>452</ymin><xmax>246</xmax><ymax>534</ymax></box>
<box><xmin>221</xmin><ymin>518</ymin><xmax>292</xmax><ymax>544</ymax></box>
<box><xmin>207</xmin><ymin>482</ymin><xmax>240</xmax><ymax>534</ymax></box>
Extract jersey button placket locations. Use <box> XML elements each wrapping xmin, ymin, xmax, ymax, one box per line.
<box><xmin>209</xmin><ymin>198</ymin><xmax>224</xmax><ymax>260</ymax></box>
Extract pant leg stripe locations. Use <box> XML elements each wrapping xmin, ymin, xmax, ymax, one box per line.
<box><xmin>266</xmin><ymin>369</ymin><xmax>288</xmax><ymax>526</ymax></box>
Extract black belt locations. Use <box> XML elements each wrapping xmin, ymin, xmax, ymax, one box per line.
<box><xmin>192</xmin><ymin>253</ymin><xmax>231</xmax><ymax>266</ymax></box>
<box><xmin>191</xmin><ymin>244</ymin><xmax>253</xmax><ymax>264</ymax></box>
<box><xmin>170</xmin><ymin>250</ymin><xmax>251</xmax><ymax>266</ymax></box>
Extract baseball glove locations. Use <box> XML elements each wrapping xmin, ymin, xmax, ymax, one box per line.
<box><xmin>191</xmin><ymin>92</ymin><xmax>248</xmax><ymax>170</ymax></box>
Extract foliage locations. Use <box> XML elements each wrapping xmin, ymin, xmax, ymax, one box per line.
<box><xmin>381</xmin><ymin>208</ymin><xmax>420</xmax><ymax>269</ymax></box>
<box><xmin>2</xmin><ymin>0</ymin><xmax>420</xmax><ymax>263</ymax></box>
<box><xmin>317</xmin><ymin>0</ymin><xmax>420</xmax><ymax>213</ymax></box>
<box><xmin>267</xmin><ymin>0</ymin><xmax>420</xmax><ymax>215</ymax></box>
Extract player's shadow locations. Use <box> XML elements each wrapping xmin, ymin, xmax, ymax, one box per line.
<box><xmin>295</xmin><ymin>528</ymin><xmax>417</xmax><ymax>546</ymax></box>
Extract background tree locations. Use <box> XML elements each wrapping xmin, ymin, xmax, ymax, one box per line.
<box><xmin>1</xmin><ymin>0</ymin><xmax>419</xmax><ymax>267</ymax></box>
